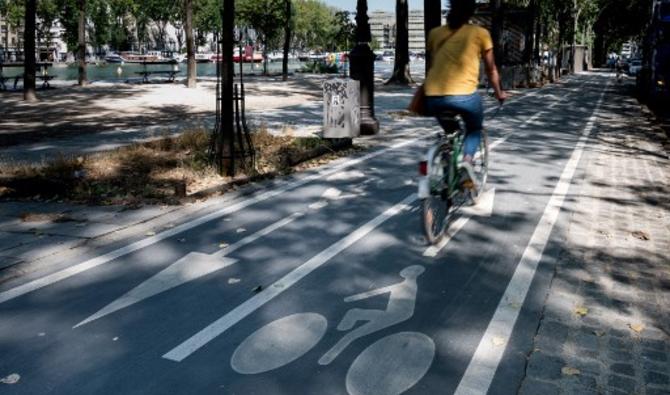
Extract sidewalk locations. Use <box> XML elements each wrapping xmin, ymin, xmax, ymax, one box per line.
<box><xmin>519</xmin><ymin>82</ymin><xmax>670</xmax><ymax>394</ymax></box>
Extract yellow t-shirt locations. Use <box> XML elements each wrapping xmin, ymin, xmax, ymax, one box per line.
<box><xmin>424</xmin><ymin>24</ymin><xmax>493</xmax><ymax>96</ymax></box>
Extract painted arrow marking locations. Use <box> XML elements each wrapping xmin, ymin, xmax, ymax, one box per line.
<box><xmin>73</xmin><ymin>254</ymin><xmax>239</xmax><ymax>328</ymax></box>
<box><xmin>73</xmin><ymin>212</ymin><xmax>305</xmax><ymax>328</ymax></box>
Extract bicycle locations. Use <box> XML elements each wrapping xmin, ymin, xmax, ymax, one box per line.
<box><xmin>418</xmin><ymin>108</ymin><xmax>496</xmax><ymax>245</ymax></box>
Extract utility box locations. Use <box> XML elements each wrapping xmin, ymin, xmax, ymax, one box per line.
<box><xmin>323</xmin><ymin>79</ymin><xmax>360</xmax><ymax>138</ymax></box>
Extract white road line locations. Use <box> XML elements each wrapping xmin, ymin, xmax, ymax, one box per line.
<box><xmin>454</xmin><ymin>82</ymin><xmax>609</xmax><ymax>395</ymax></box>
<box><xmin>162</xmin><ymin>193</ymin><xmax>418</xmax><ymax>362</ymax></box>
<box><xmin>0</xmin><ymin>137</ymin><xmax>421</xmax><ymax>305</ymax></box>
<box><xmin>219</xmin><ymin>212</ymin><xmax>305</xmax><ymax>257</ymax></box>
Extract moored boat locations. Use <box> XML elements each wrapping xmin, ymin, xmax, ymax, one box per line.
<box><xmin>104</xmin><ymin>53</ymin><xmax>124</xmax><ymax>63</ymax></box>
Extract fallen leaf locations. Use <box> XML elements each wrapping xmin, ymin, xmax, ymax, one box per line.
<box><xmin>228</xmin><ymin>278</ymin><xmax>241</xmax><ymax>284</ymax></box>
<box><xmin>491</xmin><ymin>336</ymin><xmax>506</xmax><ymax>347</ymax></box>
<box><xmin>0</xmin><ymin>373</ymin><xmax>20</xmax><ymax>384</ymax></box>
<box><xmin>574</xmin><ymin>306</ymin><xmax>589</xmax><ymax>317</ymax></box>
<box><xmin>631</xmin><ymin>231</ymin><xmax>650</xmax><ymax>240</ymax></box>
<box><xmin>562</xmin><ymin>366</ymin><xmax>581</xmax><ymax>376</ymax></box>
<box><xmin>593</xmin><ymin>330</ymin><xmax>605</xmax><ymax>337</ymax></box>
<box><xmin>597</xmin><ymin>230</ymin><xmax>612</xmax><ymax>239</ymax></box>
<box><xmin>629</xmin><ymin>323</ymin><xmax>645</xmax><ymax>333</ymax></box>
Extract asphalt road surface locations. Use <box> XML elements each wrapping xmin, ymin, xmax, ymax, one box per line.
<box><xmin>1</xmin><ymin>73</ymin><xmax>612</xmax><ymax>394</ymax></box>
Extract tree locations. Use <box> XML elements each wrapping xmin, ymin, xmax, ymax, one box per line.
<box><xmin>386</xmin><ymin>0</ymin><xmax>412</xmax><ymax>84</ymax></box>
<box><xmin>184</xmin><ymin>0</ymin><xmax>196</xmax><ymax>87</ymax></box>
<box><xmin>89</xmin><ymin>0</ymin><xmax>111</xmax><ymax>55</ymax></box>
<box><xmin>592</xmin><ymin>0</ymin><xmax>652</xmax><ymax>64</ymax></box>
<box><xmin>490</xmin><ymin>0</ymin><xmax>503</xmax><ymax>67</ymax></box>
<box><xmin>36</xmin><ymin>0</ymin><xmax>58</xmax><ymax>58</ymax></box>
<box><xmin>281</xmin><ymin>0</ymin><xmax>292</xmax><ymax>81</ymax></box>
<box><xmin>332</xmin><ymin>11</ymin><xmax>355</xmax><ymax>51</ymax></box>
<box><xmin>23</xmin><ymin>0</ymin><xmax>36</xmax><ymax>101</ymax></box>
<box><xmin>238</xmin><ymin>0</ymin><xmax>285</xmax><ymax>75</ymax></box>
<box><xmin>77</xmin><ymin>0</ymin><xmax>87</xmax><ymax>86</ymax></box>
<box><xmin>292</xmin><ymin>0</ymin><xmax>333</xmax><ymax>51</ymax></box>
<box><xmin>194</xmin><ymin>0</ymin><xmax>221</xmax><ymax>37</ymax></box>
<box><xmin>2</xmin><ymin>0</ymin><xmax>24</xmax><ymax>54</ymax></box>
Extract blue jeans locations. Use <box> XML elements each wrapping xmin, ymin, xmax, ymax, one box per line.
<box><xmin>425</xmin><ymin>93</ymin><xmax>484</xmax><ymax>157</ymax></box>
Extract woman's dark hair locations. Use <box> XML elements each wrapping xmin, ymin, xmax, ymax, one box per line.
<box><xmin>447</xmin><ymin>0</ymin><xmax>477</xmax><ymax>29</ymax></box>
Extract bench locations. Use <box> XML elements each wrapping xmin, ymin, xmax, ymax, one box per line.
<box><xmin>135</xmin><ymin>70</ymin><xmax>178</xmax><ymax>83</ymax></box>
<box><xmin>0</xmin><ymin>74</ymin><xmax>55</xmax><ymax>90</ymax></box>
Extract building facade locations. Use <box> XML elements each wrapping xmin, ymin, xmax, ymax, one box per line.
<box><xmin>408</xmin><ymin>9</ymin><xmax>425</xmax><ymax>53</ymax></box>
<box><xmin>368</xmin><ymin>9</ymin><xmax>448</xmax><ymax>54</ymax></box>
<box><xmin>0</xmin><ymin>15</ymin><xmax>21</xmax><ymax>61</ymax></box>
<box><xmin>369</xmin><ymin>10</ymin><xmax>395</xmax><ymax>49</ymax></box>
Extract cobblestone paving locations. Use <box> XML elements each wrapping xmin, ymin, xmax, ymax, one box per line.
<box><xmin>519</xmin><ymin>83</ymin><xmax>670</xmax><ymax>395</ymax></box>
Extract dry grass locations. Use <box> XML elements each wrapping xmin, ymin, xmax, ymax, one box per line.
<box><xmin>0</xmin><ymin>128</ymin><xmax>360</xmax><ymax>205</ymax></box>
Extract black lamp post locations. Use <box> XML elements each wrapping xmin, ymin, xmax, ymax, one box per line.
<box><xmin>349</xmin><ymin>0</ymin><xmax>379</xmax><ymax>135</ymax></box>
<box><xmin>218</xmin><ymin>0</ymin><xmax>235</xmax><ymax>175</ymax></box>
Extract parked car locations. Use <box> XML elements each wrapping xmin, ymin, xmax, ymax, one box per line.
<box><xmin>628</xmin><ymin>59</ymin><xmax>643</xmax><ymax>76</ymax></box>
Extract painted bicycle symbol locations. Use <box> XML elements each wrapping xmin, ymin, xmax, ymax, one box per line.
<box><xmin>230</xmin><ymin>265</ymin><xmax>435</xmax><ymax>395</ymax></box>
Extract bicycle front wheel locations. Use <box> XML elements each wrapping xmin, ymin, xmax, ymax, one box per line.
<box><xmin>421</xmin><ymin>144</ymin><xmax>453</xmax><ymax>245</ymax></box>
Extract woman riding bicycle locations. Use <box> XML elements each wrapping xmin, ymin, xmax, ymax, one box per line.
<box><xmin>424</xmin><ymin>0</ymin><xmax>507</xmax><ymax>170</ymax></box>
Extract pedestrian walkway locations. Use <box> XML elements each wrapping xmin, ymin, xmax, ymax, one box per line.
<box><xmin>519</xmin><ymin>81</ymin><xmax>670</xmax><ymax>395</ymax></box>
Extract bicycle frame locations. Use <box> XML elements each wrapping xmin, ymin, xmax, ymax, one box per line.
<box><xmin>417</xmin><ymin>128</ymin><xmax>466</xmax><ymax>200</ymax></box>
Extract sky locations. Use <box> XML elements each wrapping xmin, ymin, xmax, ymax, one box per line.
<box><xmin>322</xmin><ymin>0</ymin><xmax>425</xmax><ymax>12</ymax></box>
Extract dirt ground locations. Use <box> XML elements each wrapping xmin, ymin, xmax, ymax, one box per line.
<box><xmin>0</xmin><ymin>74</ymin><xmax>327</xmax><ymax>147</ymax></box>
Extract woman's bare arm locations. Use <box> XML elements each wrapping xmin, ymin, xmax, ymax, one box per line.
<box><xmin>483</xmin><ymin>49</ymin><xmax>507</xmax><ymax>102</ymax></box>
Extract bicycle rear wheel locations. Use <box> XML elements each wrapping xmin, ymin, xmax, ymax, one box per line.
<box><xmin>421</xmin><ymin>144</ymin><xmax>452</xmax><ymax>245</ymax></box>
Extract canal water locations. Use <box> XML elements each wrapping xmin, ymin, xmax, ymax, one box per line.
<box><xmin>0</xmin><ymin>60</ymin><xmax>419</xmax><ymax>82</ymax></box>
<box><xmin>0</xmin><ymin>61</ymin><xmax>305</xmax><ymax>81</ymax></box>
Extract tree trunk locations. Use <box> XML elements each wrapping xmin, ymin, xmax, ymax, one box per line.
<box><xmin>263</xmin><ymin>40</ymin><xmax>268</xmax><ymax>75</ymax></box>
<box><xmin>282</xmin><ymin>0</ymin><xmax>291</xmax><ymax>81</ymax></box>
<box><xmin>423</xmin><ymin>0</ymin><xmax>442</xmax><ymax>73</ymax></box>
<box><xmin>490</xmin><ymin>0</ymin><xmax>504</xmax><ymax>67</ymax></box>
<box><xmin>386</xmin><ymin>0</ymin><xmax>412</xmax><ymax>84</ymax></box>
<box><xmin>220</xmin><ymin>0</ymin><xmax>235</xmax><ymax>175</ymax></box>
<box><xmin>557</xmin><ymin>12</ymin><xmax>567</xmax><ymax>80</ymax></box>
<box><xmin>77</xmin><ymin>0</ymin><xmax>87</xmax><ymax>86</ymax></box>
<box><xmin>523</xmin><ymin>0</ymin><xmax>536</xmax><ymax>65</ymax></box>
<box><xmin>23</xmin><ymin>0</ymin><xmax>37</xmax><ymax>101</ymax></box>
<box><xmin>184</xmin><ymin>0</ymin><xmax>196</xmax><ymax>88</ymax></box>
<box><xmin>534</xmin><ymin>13</ymin><xmax>542</xmax><ymax>65</ymax></box>
<box><xmin>571</xmin><ymin>3</ymin><xmax>581</xmax><ymax>73</ymax></box>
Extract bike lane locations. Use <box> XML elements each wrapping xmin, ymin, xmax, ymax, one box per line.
<box><xmin>0</xmin><ymin>74</ymin><xmax>602</xmax><ymax>394</ymax></box>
